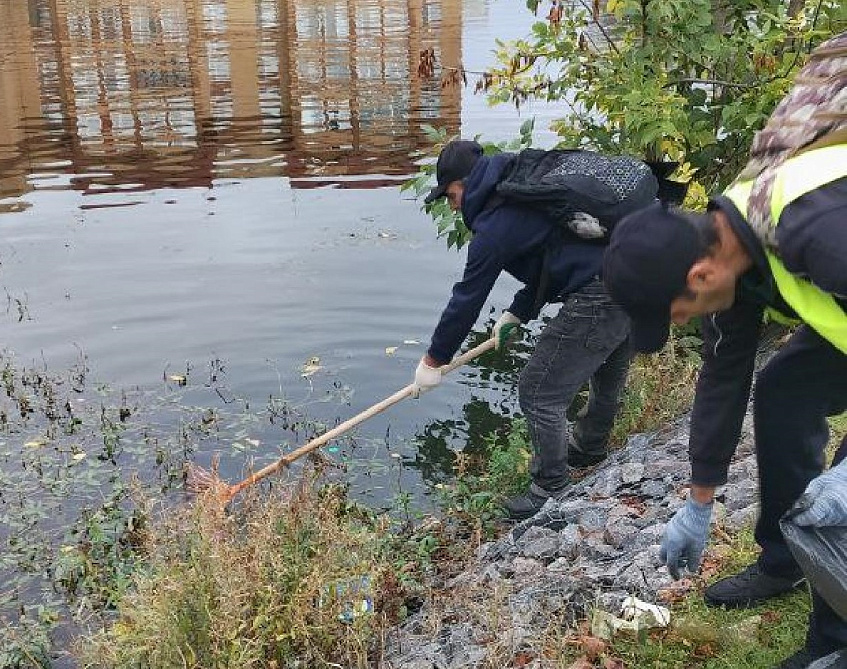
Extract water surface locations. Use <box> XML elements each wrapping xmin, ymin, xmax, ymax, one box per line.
<box><xmin>0</xmin><ymin>0</ymin><xmax>564</xmax><ymax>507</ymax></box>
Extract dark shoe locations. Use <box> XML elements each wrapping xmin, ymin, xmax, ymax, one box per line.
<box><xmin>502</xmin><ymin>484</ymin><xmax>567</xmax><ymax>521</ymax></box>
<box><xmin>773</xmin><ymin>648</ymin><xmax>845</xmax><ymax>669</ymax></box>
<box><xmin>568</xmin><ymin>448</ymin><xmax>607</xmax><ymax>468</ymax></box>
<box><xmin>705</xmin><ymin>563</ymin><xmax>806</xmax><ymax>608</ymax></box>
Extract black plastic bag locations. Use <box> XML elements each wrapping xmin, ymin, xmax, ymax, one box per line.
<box><xmin>808</xmin><ymin>649</ymin><xmax>847</xmax><ymax>668</ymax></box>
<box><xmin>780</xmin><ymin>515</ymin><xmax>847</xmax><ymax>622</ymax></box>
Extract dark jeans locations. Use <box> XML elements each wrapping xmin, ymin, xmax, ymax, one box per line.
<box><xmin>754</xmin><ymin>326</ymin><xmax>847</xmax><ymax>652</ymax></box>
<box><xmin>518</xmin><ymin>278</ymin><xmax>632</xmax><ymax>493</ymax></box>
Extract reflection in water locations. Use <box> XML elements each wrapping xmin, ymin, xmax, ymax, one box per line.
<box><xmin>0</xmin><ymin>0</ymin><xmax>462</xmax><ymax>200</ymax></box>
<box><xmin>410</xmin><ymin>326</ymin><xmax>533</xmax><ymax>484</ymax></box>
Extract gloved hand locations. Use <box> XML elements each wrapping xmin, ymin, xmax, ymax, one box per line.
<box><xmin>660</xmin><ymin>496</ymin><xmax>714</xmax><ymax>579</ymax></box>
<box><xmin>790</xmin><ymin>459</ymin><xmax>847</xmax><ymax>527</ymax></box>
<box><xmin>492</xmin><ymin>311</ymin><xmax>522</xmax><ymax>351</ymax></box>
<box><xmin>411</xmin><ymin>358</ymin><xmax>442</xmax><ymax>398</ymax></box>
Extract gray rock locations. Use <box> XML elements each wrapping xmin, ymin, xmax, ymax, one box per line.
<box><xmin>641</xmin><ymin>479</ymin><xmax>672</xmax><ymax>498</ymax></box>
<box><xmin>510</xmin><ymin>556</ymin><xmax>544</xmax><ymax>577</ymax></box>
<box><xmin>620</xmin><ymin>462</ymin><xmax>646</xmax><ymax>483</ymax></box>
<box><xmin>516</xmin><ymin>524</ymin><xmax>558</xmax><ymax>545</ymax></box>
<box><xmin>521</xmin><ymin>536</ymin><xmax>560</xmax><ymax>561</ymax></box>
<box><xmin>727</xmin><ymin>504</ymin><xmax>758</xmax><ymax>530</ymax></box>
<box><xmin>633</xmin><ymin>523</ymin><xmax>667</xmax><ymax>548</ymax></box>
<box><xmin>603</xmin><ymin>520</ymin><xmax>639</xmax><ymax>549</ymax></box>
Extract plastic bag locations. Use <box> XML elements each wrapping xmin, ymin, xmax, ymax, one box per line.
<box><xmin>808</xmin><ymin>649</ymin><xmax>847</xmax><ymax>669</ymax></box>
<box><xmin>780</xmin><ymin>516</ymin><xmax>847</xmax><ymax>621</ymax></box>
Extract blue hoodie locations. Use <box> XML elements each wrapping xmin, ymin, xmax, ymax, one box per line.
<box><xmin>427</xmin><ymin>153</ymin><xmax>605</xmax><ymax>364</ymax></box>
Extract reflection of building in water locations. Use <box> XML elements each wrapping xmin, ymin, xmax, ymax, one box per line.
<box><xmin>0</xmin><ymin>0</ymin><xmax>461</xmax><ymax>199</ymax></box>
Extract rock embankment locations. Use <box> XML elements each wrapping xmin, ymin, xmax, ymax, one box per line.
<box><xmin>384</xmin><ymin>415</ymin><xmax>760</xmax><ymax>668</ymax></box>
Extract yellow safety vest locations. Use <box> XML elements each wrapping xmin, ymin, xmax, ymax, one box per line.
<box><xmin>723</xmin><ymin>144</ymin><xmax>847</xmax><ymax>354</ymax></box>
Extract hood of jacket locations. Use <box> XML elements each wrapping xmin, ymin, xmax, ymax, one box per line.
<box><xmin>461</xmin><ymin>153</ymin><xmax>515</xmax><ymax>228</ymax></box>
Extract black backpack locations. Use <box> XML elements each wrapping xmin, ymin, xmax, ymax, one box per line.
<box><xmin>493</xmin><ymin>148</ymin><xmax>683</xmax><ymax>240</ymax></box>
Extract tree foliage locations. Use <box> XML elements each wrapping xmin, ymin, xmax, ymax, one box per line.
<box><xmin>482</xmin><ymin>0</ymin><xmax>843</xmax><ymax>193</ymax></box>
<box><xmin>406</xmin><ymin>0</ymin><xmax>843</xmax><ymax>248</ymax></box>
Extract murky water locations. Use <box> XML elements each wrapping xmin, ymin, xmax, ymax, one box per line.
<box><xmin>0</xmin><ymin>0</ymin><xmax>564</xmax><ymax>507</ymax></box>
<box><xmin>0</xmin><ymin>0</ymin><xmax>571</xmax><ymax>660</ymax></box>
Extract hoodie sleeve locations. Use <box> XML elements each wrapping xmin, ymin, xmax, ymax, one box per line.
<box><xmin>508</xmin><ymin>282</ymin><xmax>542</xmax><ymax>323</ymax></box>
<box><xmin>427</xmin><ymin>233</ymin><xmax>504</xmax><ymax>364</ymax></box>
<box><xmin>688</xmin><ymin>298</ymin><xmax>763</xmax><ymax>486</ymax></box>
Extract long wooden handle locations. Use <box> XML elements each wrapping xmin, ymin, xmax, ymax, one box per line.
<box><xmin>228</xmin><ymin>337</ymin><xmax>496</xmax><ymax>495</ymax></box>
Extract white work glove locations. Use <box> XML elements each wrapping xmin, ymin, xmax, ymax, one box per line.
<box><xmin>660</xmin><ymin>496</ymin><xmax>713</xmax><ymax>579</ymax></box>
<box><xmin>492</xmin><ymin>311</ymin><xmax>522</xmax><ymax>351</ymax></box>
<box><xmin>411</xmin><ymin>358</ymin><xmax>442</xmax><ymax>398</ymax></box>
<box><xmin>790</xmin><ymin>459</ymin><xmax>847</xmax><ymax>527</ymax></box>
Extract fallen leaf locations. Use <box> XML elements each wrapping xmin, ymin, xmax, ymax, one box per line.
<box><xmin>512</xmin><ymin>651</ymin><xmax>534</xmax><ymax>667</ymax></box>
<box><xmin>25</xmin><ymin>440</ymin><xmax>46</xmax><ymax>448</ymax></box>
<box><xmin>657</xmin><ymin>577</ymin><xmax>695</xmax><ymax>604</ymax></box>
<box><xmin>385</xmin><ymin>346</ymin><xmax>398</xmax><ymax>356</ymax></box>
<box><xmin>72</xmin><ymin>452</ymin><xmax>86</xmax><ymax>461</ymax></box>
<box><xmin>580</xmin><ymin>635</ymin><xmax>608</xmax><ymax>659</ymax></box>
<box><xmin>761</xmin><ymin>610</ymin><xmax>782</xmax><ymax>625</ymax></box>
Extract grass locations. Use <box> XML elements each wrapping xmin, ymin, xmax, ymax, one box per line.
<box><xmin>610</xmin><ymin>329</ymin><xmax>702</xmax><ymax>447</ymax></box>
<box><xmin>76</xmin><ymin>480</ymin><xmax>416</xmax><ymax>668</ymax></box>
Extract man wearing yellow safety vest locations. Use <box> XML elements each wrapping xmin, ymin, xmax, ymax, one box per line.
<box><xmin>601</xmin><ymin>140</ymin><xmax>847</xmax><ymax>669</ymax></box>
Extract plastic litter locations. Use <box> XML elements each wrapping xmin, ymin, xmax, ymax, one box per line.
<box><xmin>590</xmin><ymin>596</ymin><xmax>670</xmax><ymax>640</ymax></box>
<box><xmin>320</xmin><ymin>574</ymin><xmax>374</xmax><ymax>623</ymax></box>
<box><xmin>808</xmin><ymin>649</ymin><xmax>847</xmax><ymax>669</ymax></box>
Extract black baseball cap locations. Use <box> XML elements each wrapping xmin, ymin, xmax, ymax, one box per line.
<box><xmin>423</xmin><ymin>140</ymin><xmax>484</xmax><ymax>204</ymax></box>
<box><xmin>602</xmin><ymin>202</ymin><xmax>709</xmax><ymax>353</ymax></box>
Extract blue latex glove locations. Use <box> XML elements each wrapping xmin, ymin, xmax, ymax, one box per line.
<box><xmin>660</xmin><ymin>497</ymin><xmax>713</xmax><ymax>579</ymax></box>
<box><xmin>790</xmin><ymin>459</ymin><xmax>847</xmax><ymax>527</ymax></box>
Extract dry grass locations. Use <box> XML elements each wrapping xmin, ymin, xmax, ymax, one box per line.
<box><xmin>76</xmin><ymin>480</ymin><xmax>406</xmax><ymax>669</ymax></box>
<box><xmin>610</xmin><ymin>331</ymin><xmax>701</xmax><ymax>447</ymax></box>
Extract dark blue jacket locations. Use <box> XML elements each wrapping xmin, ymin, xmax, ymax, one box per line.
<box><xmin>427</xmin><ymin>153</ymin><xmax>605</xmax><ymax>364</ymax></box>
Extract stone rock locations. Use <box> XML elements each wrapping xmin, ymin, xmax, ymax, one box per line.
<box><xmin>510</xmin><ymin>556</ymin><xmax>544</xmax><ymax>577</ymax></box>
<box><xmin>603</xmin><ymin>520</ymin><xmax>639</xmax><ymax>549</ymax></box>
<box><xmin>620</xmin><ymin>462</ymin><xmax>646</xmax><ymax>483</ymax></box>
<box><xmin>521</xmin><ymin>536</ymin><xmax>560</xmax><ymax>561</ymax></box>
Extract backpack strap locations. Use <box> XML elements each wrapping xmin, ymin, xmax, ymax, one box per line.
<box><xmin>532</xmin><ymin>246</ymin><xmax>553</xmax><ymax>316</ymax></box>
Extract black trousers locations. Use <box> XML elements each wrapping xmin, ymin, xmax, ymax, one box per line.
<box><xmin>753</xmin><ymin>325</ymin><xmax>847</xmax><ymax>653</ymax></box>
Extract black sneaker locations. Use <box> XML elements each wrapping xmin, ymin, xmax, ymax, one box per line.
<box><xmin>774</xmin><ymin>648</ymin><xmax>845</xmax><ymax>669</ymax></box>
<box><xmin>704</xmin><ymin>563</ymin><xmax>806</xmax><ymax>608</ymax></box>
<box><xmin>568</xmin><ymin>448</ymin><xmax>607</xmax><ymax>468</ymax></box>
<box><xmin>502</xmin><ymin>484</ymin><xmax>568</xmax><ymax>521</ymax></box>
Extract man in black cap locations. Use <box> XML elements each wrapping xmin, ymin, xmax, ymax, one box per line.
<box><xmin>602</xmin><ymin>141</ymin><xmax>847</xmax><ymax>667</ymax></box>
<box><xmin>411</xmin><ymin>139</ymin><xmax>634</xmax><ymax>520</ymax></box>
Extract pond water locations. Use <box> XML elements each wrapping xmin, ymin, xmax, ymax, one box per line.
<box><xmin>0</xmin><ymin>0</ymin><xmax>567</xmax><ymax>515</ymax></box>
<box><xmin>0</xmin><ymin>0</ymin><xmax>578</xmax><ymax>661</ymax></box>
